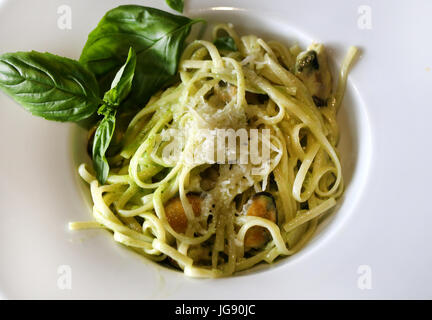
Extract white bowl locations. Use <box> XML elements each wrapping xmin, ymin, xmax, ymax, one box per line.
<box><xmin>1</xmin><ymin>0</ymin><xmax>431</xmax><ymax>299</ymax></box>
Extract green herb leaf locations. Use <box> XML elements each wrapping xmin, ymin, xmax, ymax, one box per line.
<box><xmin>103</xmin><ymin>47</ymin><xmax>136</xmax><ymax>106</ymax></box>
<box><xmin>214</xmin><ymin>36</ymin><xmax>238</xmax><ymax>52</ymax></box>
<box><xmin>92</xmin><ymin>49</ymin><xmax>137</xmax><ymax>184</ymax></box>
<box><xmin>166</xmin><ymin>0</ymin><xmax>184</xmax><ymax>13</ymax></box>
<box><xmin>92</xmin><ymin>108</ymin><xmax>116</xmax><ymax>184</ymax></box>
<box><xmin>79</xmin><ymin>5</ymin><xmax>201</xmax><ymax>106</ymax></box>
<box><xmin>0</xmin><ymin>51</ymin><xmax>100</xmax><ymax>122</ymax></box>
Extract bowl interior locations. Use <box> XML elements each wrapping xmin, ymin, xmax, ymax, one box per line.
<box><xmin>71</xmin><ymin>7</ymin><xmax>372</xmax><ymax>277</ymax></box>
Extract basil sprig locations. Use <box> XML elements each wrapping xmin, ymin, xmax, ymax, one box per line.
<box><xmin>93</xmin><ymin>47</ymin><xmax>136</xmax><ymax>183</ymax></box>
<box><xmin>0</xmin><ymin>5</ymin><xmax>202</xmax><ymax>184</ymax></box>
<box><xmin>0</xmin><ymin>48</ymin><xmax>136</xmax><ymax>184</ymax></box>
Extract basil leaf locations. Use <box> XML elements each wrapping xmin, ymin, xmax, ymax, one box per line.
<box><xmin>92</xmin><ymin>108</ymin><xmax>116</xmax><ymax>184</ymax></box>
<box><xmin>80</xmin><ymin>5</ymin><xmax>201</xmax><ymax>106</ymax></box>
<box><xmin>166</xmin><ymin>0</ymin><xmax>184</xmax><ymax>13</ymax></box>
<box><xmin>0</xmin><ymin>51</ymin><xmax>100</xmax><ymax>122</ymax></box>
<box><xmin>214</xmin><ymin>36</ymin><xmax>238</xmax><ymax>52</ymax></box>
<box><xmin>92</xmin><ymin>50</ymin><xmax>137</xmax><ymax>184</ymax></box>
<box><xmin>103</xmin><ymin>47</ymin><xmax>136</xmax><ymax>106</ymax></box>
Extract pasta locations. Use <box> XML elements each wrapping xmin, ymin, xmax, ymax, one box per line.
<box><xmin>70</xmin><ymin>24</ymin><xmax>358</xmax><ymax>278</ymax></box>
